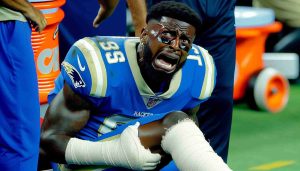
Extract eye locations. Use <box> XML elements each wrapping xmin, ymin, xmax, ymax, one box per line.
<box><xmin>159</xmin><ymin>31</ymin><xmax>176</xmax><ymax>44</ymax></box>
<box><xmin>160</xmin><ymin>36</ymin><xmax>172</xmax><ymax>44</ymax></box>
<box><xmin>179</xmin><ymin>39</ymin><xmax>191</xmax><ymax>51</ymax></box>
<box><xmin>161</xmin><ymin>31</ymin><xmax>176</xmax><ymax>37</ymax></box>
<box><xmin>181</xmin><ymin>39</ymin><xmax>189</xmax><ymax>44</ymax></box>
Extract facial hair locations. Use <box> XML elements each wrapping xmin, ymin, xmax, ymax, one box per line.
<box><xmin>137</xmin><ymin>43</ymin><xmax>174</xmax><ymax>92</ymax></box>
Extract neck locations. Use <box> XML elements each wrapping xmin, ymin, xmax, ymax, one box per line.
<box><xmin>144</xmin><ymin>73</ymin><xmax>171</xmax><ymax>93</ymax></box>
<box><xmin>136</xmin><ymin>47</ymin><xmax>171</xmax><ymax>93</ymax></box>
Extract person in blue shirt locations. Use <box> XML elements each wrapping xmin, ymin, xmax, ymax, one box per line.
<box><xmin>0</xmin><ymin>0</ymin><xmax>46</xmax><ymax>170</ymax></box>
<box><xmin>39</xmin><ymin>1</ymin><xmax>231</xmax><ymax>170</ymax></box>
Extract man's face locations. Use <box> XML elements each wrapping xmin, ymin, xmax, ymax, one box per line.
<box><xmin>140</xmin><ymin>16</ymin><xmax>196</xmax><ymax>76</ymax></box>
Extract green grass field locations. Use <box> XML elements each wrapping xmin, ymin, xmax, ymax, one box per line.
<box><xmin>228</xmin><ymin>83</ymin><xmax>300</xmax><ymax>170</ymax></box>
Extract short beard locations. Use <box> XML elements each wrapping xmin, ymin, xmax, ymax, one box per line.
<box><xmin>137</xmin><ymin>43</ymin><xmax>174</xmax><ymax>89</ymax></box>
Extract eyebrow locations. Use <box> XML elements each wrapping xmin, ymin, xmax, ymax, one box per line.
<box><xmin>161</xmin><ymin>26</ymin><xmax>192</xmax><ymax>39</ymax></box>
<box><xmin>180</xmin><ymin>34</ymin><xmax>192</xmax><ymax>42</ymax></box>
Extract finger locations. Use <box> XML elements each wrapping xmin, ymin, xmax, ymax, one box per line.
<box><xmin>143</xmin><ymin>166</ymin><xmax>158</xmax><ymax>170</ymax></box>
<box><xmin>36</xmin><ymin>23</ymin><xmax>43</xmax><ymax>33</ymax></box>
<box><xmin>93</xmin><ymin>16</ymin><xmax>101</xmax><ymax>28</ymax></box>
<box><xmin>29</xmin><ymin>20</ymin><xmax>40</xmax><ymax>33</ymax></box>
<box><xmin>146</xmin><ymin>152</ymin><xmax>161</xmax><ymax>162</ymax></box>
<box><xmin>133</xmin><ymin>121</ymin><xmax>140</xmax><ymax>127</ymax></box>
<box><xmin>126</xmin><ymin>122</ymin><xmax>140</xmax><ymax>136</ymax></box>
<box><xmin>35</xmin><ymin>26</ymin><xmax>41</xmax><ymax>33</ymax></box>
<box><xmin>93</xmin><ymin>9</ymin><xmax>103</xmax><ymax>28</ymax></box>
<box><xmin>93</xmin><ymin>7</ymin><xmax>110</xmax><ymax>28</ymax></box>
<box><xmin>39</xmin><ymin>18</ymin><xmax>47</xmax><ymax>31</ymax></box>
<box><xmin>143</xmin><ymin>161</ymin><xmax>160</xmax><ymax>167</ymax></box>
<box><xmin>142</xmin><ymin>161</ymin><xmax>161</xmax><ymax>171</ymax></box>
<box><xmin>43</xmin><ymin>18</ymin><xmax>47</xmax><ymax>27</ymax></box>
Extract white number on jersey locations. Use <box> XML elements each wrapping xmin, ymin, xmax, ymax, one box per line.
<box><xmin>99</xmin><ymin>41</ymin><xmax>126</xmax><ymax>64</ymax></box>
<box><xmin>187</xmin><ymin>46</ymin><xmax>203</xmax><ymax>66</ymax></box>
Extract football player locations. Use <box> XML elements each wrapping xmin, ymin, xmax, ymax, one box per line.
<box><xmin>39</xmin><ymin>1</ymin><xmax>231</xmax><ymax>170</ymax></box>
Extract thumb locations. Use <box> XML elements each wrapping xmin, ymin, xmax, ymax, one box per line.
<box><xmin>93</xmin><ymin>13</ymin><xmax>102</xmax><ymax>28</ymax></box>
<box><xmin>93</xmin><ymin>7</ymin><xmax>106</xmax><ymax>28</ymax></box>
<box><xmin>93</xmin><ymin>17</ymin><xmax>100</xmax><ymax>28</ymax></box>
<box><xmin>147</xmin><ymin>152</ymin><xmax>161</xmax><ymax>162</ymax></box>
<box><xmin>93</xmin><ymin>0</ymin><xmax>119</xmax><ymax>28</ymax></box>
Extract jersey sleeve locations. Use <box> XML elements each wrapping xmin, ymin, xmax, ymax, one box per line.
<box><xmin>60</xmin><ymin>37</ymin><xmax>108</xmax><ymax>100</ymax></box>
<box><xmin>189</xmin><ymin>45</ymin><xmax>217</xmax><ymax>102</ymax></box>
<box><xmin>197</xmin><ymin>46</ymin><xmax>217</xmax><ymax>100</ymax></box>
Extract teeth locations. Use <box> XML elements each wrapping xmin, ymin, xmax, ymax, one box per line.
<box><xmin>158</xmin><ymin>59</ymin><xmax>172</xmax><ymax>69</ymax></box>
<box><xmin>162</xmin><ymin>63</ymin><xmax>172</xmax><ymax>69</ymax></box>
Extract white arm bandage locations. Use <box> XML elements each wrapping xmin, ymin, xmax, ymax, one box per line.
<box><xmin>65</xmin><ymin>122</ymin><xmax>161</xmax><ymax>170</ymax></box>
<box><xmin>161</xmin><ymin>119</ymin><xmax>232</xmax><ymax>171</ymax></box>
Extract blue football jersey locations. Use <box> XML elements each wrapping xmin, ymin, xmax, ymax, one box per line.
<box><xmin>55</xmin><ymin>36</ymin><xmax>216</xmax><ymax>140</ymax></box>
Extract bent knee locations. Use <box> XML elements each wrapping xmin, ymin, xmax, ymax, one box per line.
<box><xmin>162</xmin><ymin>111</ymin><xmax>189</xmax><ymax>129</ymax></box>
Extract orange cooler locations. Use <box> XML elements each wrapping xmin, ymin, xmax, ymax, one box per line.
<box><xmin>31</xmin><ymin>0</ymin><xmax>65</xmax><ymax>104</ymax></box>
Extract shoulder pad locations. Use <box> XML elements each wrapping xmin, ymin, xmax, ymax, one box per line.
<box><xmin>188</xmin><ymin>44</ymin><xmax>216</xmax><ymax>100</ymax></box>
<box><xmin>61</xmin><ymin>37</ymin><xmax>108</xmax><ymax>97</ymax></box>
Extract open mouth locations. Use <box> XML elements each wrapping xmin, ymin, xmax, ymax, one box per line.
<box><xmin>152</xmin><ymin>51</ymin><xmax>180</xmax><ymax>73</ymax></box>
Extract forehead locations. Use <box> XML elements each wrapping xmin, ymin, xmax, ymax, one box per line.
<box><xmin>148</xmin><ymin>16</ymin><xmax>196</xmax><ymax>35</ymax></box>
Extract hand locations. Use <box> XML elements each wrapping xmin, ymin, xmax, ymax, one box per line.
<box><xmin>93</xmin><ymin>0</ymin><xmax>119</xmax><ymax>28</ymax></box>
<box><xmin>115</xmin><ymin>122</ymin><xmax>162</xmax><ymax>170</ymax></box>
<box><xmin>64</xmin><ymin>122</ymin><xmax>161</xmax><ymax>169</ymax></box>
<box><xmin>23</xmin><ymin>6</ymin><xmax>47</xmax><ymax>33</ymax></box>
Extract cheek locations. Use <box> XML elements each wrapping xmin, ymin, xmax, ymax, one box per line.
<box><xmin>148</xmin><ymin>40</ymin><xmax>163</xmax><ymax>58</ymax></box>
<box><xmin>179</xmin><ymin>52</ymin><xmax>188</xmax><ymax>65</ymax></box>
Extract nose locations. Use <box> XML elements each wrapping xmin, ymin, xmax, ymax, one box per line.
<box><xmin>170</xmin><ymin>37</ymin><xmax>180</xmax><ymax>49</ymax></box>
<box><xmin>169</xmin><ymin>45</ymin><xmax>182</xmax><ymax>57</ymax></box>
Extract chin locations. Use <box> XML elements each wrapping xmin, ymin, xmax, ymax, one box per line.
<box><xmin>139</xmin><ymin>43</ymin><xmax>178</xmax><ymax>82</ymax></box>
<box><xmin>146</xmin><ymin>63</ymin><xmax>173</xmax><ymax>82</ymax></box>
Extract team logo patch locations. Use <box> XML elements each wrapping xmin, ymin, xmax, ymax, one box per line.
<box><xmin>62</xmin><ymin>61</ymin><xmax>86</xmax><ymax>88</ymax></box>
<box><xmin>143</xmin><ymin>96</ymin><xmax>163</xmax><ymax>109</ymax></box>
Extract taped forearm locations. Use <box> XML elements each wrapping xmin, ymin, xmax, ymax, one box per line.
<box><xmin>65</xmin><ymin>122</ymin><xmax>161</xmax><ymax>170</ymax></box>
<box><xmin>65</xmin><ymin>137</ymin><xmax>112</xmax><ymax>166</ymax></box>
<box><xmin>161</xmin><ymin>119</ymin><xmax>232</xmax><ymax>171</ymax></box>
